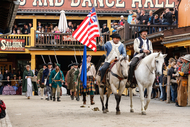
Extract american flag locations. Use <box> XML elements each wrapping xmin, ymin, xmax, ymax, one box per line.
<box><xmin>72</xmin><ymin>7</ymin><xmax>100</xmax><ymax>52</ymax></box>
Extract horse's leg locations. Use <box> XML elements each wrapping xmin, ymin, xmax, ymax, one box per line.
<box><xmin>129</xmin><ymin>88</ymin><xmax>134</xmax><ymax>113</ymax></box>
<box><xmin>144</xmin><ymin>86</ymin><xmax>152</xmax><ymax>111</ymax></box>
<box><xmin>105</xmin><ymin>87</ymin><xmax>112</xmax><ymax>113</ymax></box>
<box><xmin>99</xmin><ymin>87</ymin><xmax>105</xmax><ymax>113</ymax></box>
<box><xmin>138</xmin><ymin>84</ymin><xmax>146</xmax><ymax>115</ymax></box>
<box><xmin>115</xmin><ymin>94</ymin><xmax>121</xmax><ymax>115</ymax></box>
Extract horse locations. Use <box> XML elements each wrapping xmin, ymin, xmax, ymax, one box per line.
<box><xmin>129</xmin><ymin>52</ymin><xmax>167</xmax><ymax>115</ymax></box>
<box><xmin>96</xmin><ymin>56</ymin><xmax>130</xmax><ymax>115</ymax></box>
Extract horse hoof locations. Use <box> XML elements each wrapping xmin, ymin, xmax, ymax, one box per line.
<box><xmin>116</xmin><ymin>111</ymin><xmax>121</xmax><ymax>115</ymax></box>
<box><xmin>103</xmin><ymin>110</ymin><xmax>107</xmax><ymax>114</ymax></box>
<box><xmin>130</xmin><ymin>109</ymin><xmax>134</xmax><ymax>113</ymax></box>
<box><xmin>105</xmin><ymin>109</ymin><xmax>109</xmax><ymax>112</ymax></box>
<box><xmin>141</xmin><ymin>111</ymin><xmax>146</xmax><ymax>115</ymax></box>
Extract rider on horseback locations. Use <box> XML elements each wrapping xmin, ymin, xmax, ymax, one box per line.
<box><xmin>128</xmin><ymin>28</ymin><xmax>153</xmax><ymax>87</ymax></box>
<box><xmin>98</xmin><ymin>33</ymin><xmax>126</xmax><ymax>88</ymax></box>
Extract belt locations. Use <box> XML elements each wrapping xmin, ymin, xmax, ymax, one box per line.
<box><xmin>53</xmin><ymin>80</ymin><xmax>61</xmax><ymax>82</ymax></box>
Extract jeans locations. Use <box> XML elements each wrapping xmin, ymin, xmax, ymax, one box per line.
<box><xmin>100</xmin><ymin>62</ymin><xmax>110</xmax><ymax>81</ymax></box>
<box><xmin>170</xmin><ymin>84</ymin><xmax>177</xmax><ymax>102</ymax></box>
<box><xmin>162</xmin><ymin>22</ymin><xmax>171</xmax><ymax>25</ymax></box>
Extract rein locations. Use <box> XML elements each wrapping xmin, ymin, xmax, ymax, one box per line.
<box><xmin>146</xmin><ymin>59</ymin><xmax>157</xmax><ymax>75</ymax></box>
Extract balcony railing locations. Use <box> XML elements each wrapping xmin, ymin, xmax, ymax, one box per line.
<box><xmin>114</xmin><ymin>23</ymin><xmax>177</xmax><ymax>41</ymax></box>
<box><xmin>35</xmin><ymin>32</ymin><xmax>110</xmax><ymax>48</ymax></box>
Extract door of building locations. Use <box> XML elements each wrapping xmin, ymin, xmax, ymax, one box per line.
<box><xmin>0</xmin><ymin>62</ymin><xmax>12</xmax><ymax>74</ymax></box>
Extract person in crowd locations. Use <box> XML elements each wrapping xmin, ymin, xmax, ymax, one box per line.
<box><xmin>67</xmin><ymin>63</ymin><xmax>79</xmax><ymax>100</ymax></box>
<box><xmin>12</xmin><ymin>30</ymin><xmax>16</xmax><ymax>34</ymax></box>
<box><xmin>176</xmin><ymin>59</ymin><xmax>182</xmax><ymax>70</ymax></box>
<box><xmin>127</xmin><ymin>10</ymin><xmax>133</xmax><ymax>24</ymax></box>
<box><xmin>50</xmin><ymin>24</ymin><xmax>54</xmax><ymax>32</ymax></box>
<box><xmin>149</xmin><ymin>10</ymin><xmax>154</xmax><ymax>24</ymax></box>
<box><xmin>4</xmin><ymin>69</ymin><xmax>10</xmax><ymax>80</ymax></box>
<box><xmin>68</xmin><ymin>22</ymin><xmax>73</xmax><ymax>30</ymax></box>
<box><xmin>49</xmin><ymin>63</ymin><xmax>65</xmax><ymax>102</ymax></box>
<box><xmin>37</xmin><ymin>64</ymin><xmax>47</xmax><ymax>100</ymax></box>
<box><xmin>37</xmin><ymin>22</ymin><xmax>42</xmax><ymax>30</ymax></box>
<box><xmin>173</xmin><ymin>5</ymin><xmax>178</xmax><ymax>25</ymax></box>
<box><xmin>137</xmin><ymin>10</ymin><xmax>149</xmax><ymax>25</ymax></box>
<box><xmin>112</xmin><ymin>25</ymin><xmax>118</xmax><ymax>33</ymax></box>
<box><xmin>22</xmin><ymin>25</ymin><xmax>26</xmax><ymax>34</ymax></box>
<box><xmin>153</xmin><ymin>14</ymin><xmax>162</xmax><ymax>25</ymax></box>
<box><xmin>10</xmin><ymin>68</ymin><xmax>16</xmax><ymax>79</ymax></box>
<box><xmin>17</xmin><ymin>70</ymin><xmax>22</xmax><ymax>78</ymax></box>
<box><xmin>65</xmin><ymin>63</ymin><xmax>74</xmax><ymax>95</ymax></box>
<box><xmin>137</xmin><ymin>8</ymin><xmax>141</xmax><ymax>20</ymax></box>
<box><xmin>79</xmin><ymin>55</ymin><xmax>96</xmax><ymax>105</ymax></box>
<box><xmin>16</xmin><ymin>76</ymin><xmax>22</xmax><ymax>95</ymax></box>
<box><xmin>28</xmin><ymin>23</ymin><xmax>32</xmax><ymax>34</ymax></box>
<box><xmin>42</xmin><ymin>62</ymin><xmax>53</xmax><ymax>101</ymax></box>
<box><xmin>2</xmin><ymin>76</ymin><xmax>16</xmax><ymax>95</ymax></box>
<box><xmin>119</xmin><ymin>15</ymin><xmax>125</xmax><ymax>26</ymax></box>
<box><xmin>131</xmin><ymin>12</ymin><xmax>137</xmax><ymax>24</ymax></box>
<box><xmin>0</xmin><ymin>71</ymin><xmax>3</xmax><ymax>94</ymax></box>
<box><xmin>25</xmin><ymin>25</ymin><xmax>29</xmax><ymax>34</ymax></box>
<box><xmin>176</xmin><ymin>54</ymin><xmax>190</xmax><ymax>107</ymax></box>
<box><xmin>101</xmin><ymin>24</ymin><xmax>109</xmax><ymax>34</ymax></box>
<box><xmin>22</xmin><ymin>65</ymin><xmax>34</xmax><ymax>99</ymax></box>
<box><xmin>73</xmin><ymin>23</ymin><xmax>77</xmax><ymax>30</ymax></box>
<box><xmin>44</xmin><ymin>25</ymin><xmax>48</xmax><ymax>32</ymax></box>
<box><xmin>17</xmin><ymin>29</ymin><xmax>21</xmax><ymax>35</ymax></box>
<box><xmin>66</xmin><ymin>28</ymin><xmax>71</xmax><ymax>33</ymax></box>
<box><xmin>162</xmin><ymin>8</ymin><xmax>173</xmax><ymax>25</ymax></box>
<box><xmin>12</xmin><ymin>75</ymin><xmax>19</xmax><ymax>91</ymax></box>
<box><xmin>13</xmin><ymin>25</ymin><xmax>18</xmax><ymax>34</ymax></box>
<box><xmin>167</xmin><ymin>61</ymin><xmax>178</xmax><ymax>103</ymax></box>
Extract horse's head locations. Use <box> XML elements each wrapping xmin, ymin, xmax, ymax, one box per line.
<box><xmin>154</xmin><ymin>53</ymin><xmax>167</xmax><ymax>76</ymax></box>
<box><xmin>119</xmin><ymin>56</ymin><xmax>130</xmax><ymax>78</ymax></box>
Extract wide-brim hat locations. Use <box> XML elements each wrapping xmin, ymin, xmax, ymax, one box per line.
<box><xmin>73</xmin><ymin>63</ymin><xmax>79</xmax><ymax>66</ymax></box>
<box><xmin>68</xmin><ymin>63</ymin><xmax>74</xmax><ymax>68</ymax></box>
<box><xmin>48</xmin><ymin>62</ymin><xmax>52</xmax><ymax>65</ymax></box>
<box><xmin>132</xmin><ymin>13</ymin><xmax>137</xmax><ymax>17</ymax></box>
<box><xmin>181</xmin><ymin>54</ymin><xmax>190</xmax><ymax>62</ymax></box>
<box><xmin>110</xmin><ymin>34</ymin><xmax>121</xmax><ymax>39</ymax></box>
<box><xmin>55</xmin><ymin>63</ymin><xmax>61</xmax><ymax>68</ymax></box>
<box><xmin>138</xmin><ymin>28</ymin><xmax>149</xmax><ymax>33</ymax></box>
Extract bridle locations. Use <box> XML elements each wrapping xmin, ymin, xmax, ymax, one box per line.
<box><xmin>146</xmin><ymin>57</ymin><xmax>159</xmax><ymax>75</ymax></box>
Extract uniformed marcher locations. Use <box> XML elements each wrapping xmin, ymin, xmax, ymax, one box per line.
<box><xmin>42</xmin><ymin>62</ymin><xmax>53</xmax><ymax>101</ymax></box>
<box><xmin>37</xmin><ymin>64</ymin><xmax>47</xmax><ymax>100</ymax></box>
<box><xmin>79</xmin><ymin>55</ymin><xmax>96</xmax><ymax>105</ymax></box>
<box><xmin>98</xmin><ymin>33</ymin><xmax>126</xmax><ymax>87</ymax></box>
<box><xmin>49</xmin><ymin>63</ymin><xmax>64</xmax><ymax>102</ymax></box>
<box><xmin>128</xmin><ymin>28</ymin><xmax>153</xmax><ymax>87</ymax></box>
<box><xmin>65</xmin><ymin>63</ymin><xmax>74</xmax><ymax>95</ymax></box>
<box><xmin>67</xmin><ymin>63</ymin><xmax>79</xmax><ymax>100</ymax></box>
<box><xmin>176</xmin><ymin>54</ymin><xmax>190</xmax><ymax>107</ymax></box>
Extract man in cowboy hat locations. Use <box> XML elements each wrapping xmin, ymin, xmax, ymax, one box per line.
<box><xmin>67</xmin><ymin>63</ymin><xmax>79</xmax><ymax>100</ymax></box>
<box><xmin>37</xmin><ymin>64</ymin><xmax>47</xmax><ymax>100</ymax></box>
<box><xmin>176</xmin><ymin>54</ymin><xmax>190</xmax><ymax>107</ymax></box>
<box><xmin>42</xmin><ymin>62</ymin><xmax>53</xmax><ymax>101</ymax></box>
<box><xmin>98</xmin><ymin>33</ymin><xmax>126</xmax><ymax>87</ymax></box>
<box><xmin>49</xmin><ymin>63</ymin><xmax>65</xmax><ymax>102</ymax></box>
<box><xmin>128</xmin><ymin>28</ymin><xmax>153</xmax><ymax>87</ymax></box>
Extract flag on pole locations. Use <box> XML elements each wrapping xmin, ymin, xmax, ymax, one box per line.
<box><xmin>72</xmin><ymin>7</ymin><xmax>100</xmax><ymax>52</ymax></box>
<box><xmin>80</xmin><ymin>45</ymin><xmax>87</xmax><ymax>88</ymax></box>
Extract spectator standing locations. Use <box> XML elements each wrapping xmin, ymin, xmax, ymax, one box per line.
<box><xmin>28</xmin><ymin>23</ymin><xmax>32</xmax><ymax>34</ymax></box>
<box><xmin>174</xmin><ymin>5</ymin><xmax>178</xmax><ymax>25</ymax></box>
<box><xmin>21</xmin><ymin>25</ymin><xmax>26</xmax><ymax>34</ymax></box>
<box><xmin>25</xmin><ymin>25</ymin><xmax>29</xmax><ymax>34</ymax></box>
<box><xmin>3</xmin><ymin>70</ymin><xmax>10</xmax><ymax>80</ymax></box>
<box><xmin>37</xmin><ymin>22</ymin><xmax>42</xmax><ymax>30</ymax></box>
<box><xmin>137</xmin><ymin>8</ymin><xmax>141</xmax><ymax>20</ymax></box>
<box><xmin>119</xmin><ymin>15</ymin><xmax>125</xmax><ymax>26</ymax></box>
<box><xmin>12</xmin><ymin>25</ymin><xmax>18</xmax><ymax>34</ymax></box>
<box><xmin>149</xmin><ymin>10</ymin><xmax>154</xmax><ymax>24</ymax></box>
<box><xmin>12</xmin><ymin>30</ymin><xmax>16</xmax><ymax>34</ymax></box>
<box><xmin>73</xmin><ymin>23</ymin><xmax>77</xmax><ymax>30</ymax></box>
<box><xmin>68</xmin><ymin>22</ymin><xmax>73</xmax><ymax>30</ymax></box>
<box><xmin>101</xmin><ymin>24</ymin><xmax>109</xmax><ymax>33</ymax></box>
<box><xmin>153</xmin><ymin>14</ymin><xmax>162</xmax><ymax>32</ymax></box>
<box><xmin>131</xmin><ymin>12</ymin><xmax>137</xmax><ymax>24</ymax></box>
<box><xmin>0</xmin><ymin>71</ymin><xmax>3</xmax><ymax>90</ymax></box>
<box><xmin>162</xmin><ymin>8</ymin><xmax>173</xmax><ymax>25</ymax></box>
<box><xmin>44</xmin><ymin>25</ymin><xmax>48</xmax><ymax>32</ymax></box>
<box><xmin>137</xmin><ymin>10</ymin><xmax>149</xmax><ymax>24</ymax></box>
<box><xmin>127</xmin><ymin>10</ymin><xmax>133</xmax><ymax>24</ymax></box>
<box><xmin>17</xmin><ymin>29</ymin><xmax>21</xmax><ymax>34</ymax></box>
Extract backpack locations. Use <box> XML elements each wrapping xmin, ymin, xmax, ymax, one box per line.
<box><xmin>0</xmin><ymin>100</ymin><xmax>6</xmax><ymax>119</ymax></box>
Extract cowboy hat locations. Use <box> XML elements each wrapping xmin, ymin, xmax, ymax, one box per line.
<box><xmin>42</xmin><ymin>63</ymin><xmax>47</xmax><ymax>67</ymax></box>
<box><xmin>138</xmin><ymin>28</ymin><xmax>149</xmax><ymax>33</ymax></box>
<box><xmin>47</xmin><ymin>62</ymin><xmax>52</xmax><ymax>65</ymax></box>
<box><xmin>132</xmin><ymin>12</ymin><xmax>137</xmax><ymax>17</ymax></box>
<box><xmin>110</xmin><ymin>34</ymin><xmax>121</xmax><ymax>39</ymax></box>
<box><xmin>181</xmin><ymin>54</ymin><xmax>190</xmax><ymax>62</ymax></box>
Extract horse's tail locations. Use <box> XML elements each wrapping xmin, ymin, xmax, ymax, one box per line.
<box><xmin>95</xmin><ymin>54</ymin><xmax>106</xmax><ymax>72</ymax></box>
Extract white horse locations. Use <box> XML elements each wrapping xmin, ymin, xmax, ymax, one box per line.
<box><xmin>96</xmin><ymin>56</ymin><xmax>130</xmax><ymax>115</ymax></box>
<box><xmin>129</xmin><ymin>52</ymin><xmax>167</xmax><ymax>115</ymax></box>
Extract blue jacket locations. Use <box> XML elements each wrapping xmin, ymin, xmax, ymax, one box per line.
<box><xmin>42</xmin><ymin>68</ymin><xmax>53</xmax><ymax>86</ymax></box>
<box><xmin>98</xmin><ymin>41</ymin><xmax>126</xmax><ymax>58</ymax></box>
<box><xmin>127</xmin><ymin>14</ymin><xmax>133</xmax><ymax>24</ymax></box>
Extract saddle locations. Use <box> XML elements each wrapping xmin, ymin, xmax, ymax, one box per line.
<box><xmin>98</xmin><ymin>59</ymin><xmax>118</xmax><ymax>84</ymax></box>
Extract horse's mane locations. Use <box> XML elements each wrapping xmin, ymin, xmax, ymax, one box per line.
<box><xmin>142</xmin><ymin>52</ymin><xmax>161</xmax><ymax>64</ymax></box>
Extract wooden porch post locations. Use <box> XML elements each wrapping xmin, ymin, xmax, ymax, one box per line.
<box><xmin>31</xmin><ymin>54</ymin><xmax>36</xmax><ymax>71</ymax></box>
<box><xmin>33</xmin><ymin>17</ymin><xmax>37</xmax><ymax>30</ymax></box>
<box><xmin>30</xmin><ymin>27</ymin><xmax>36</xmax><ymax>47</ymax></box>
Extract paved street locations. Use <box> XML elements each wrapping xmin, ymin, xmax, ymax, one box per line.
<box><xmin>0</xmin><ymin>94</ymin><xmax>190</xmax><ymax>127</ymax></box>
